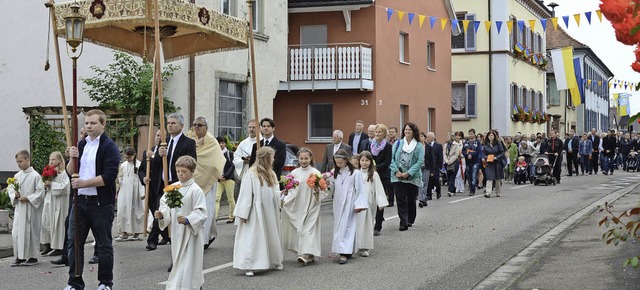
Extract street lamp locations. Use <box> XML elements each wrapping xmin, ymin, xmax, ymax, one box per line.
<box><xmin>547</xmin><ymin>2</ymin><xmax>559</xmax><ymax>17</ymax></box>
<box><xmin>63</xmin><ymin>1</ymin><xmax>85</xmax><ymax>278</ymax></box>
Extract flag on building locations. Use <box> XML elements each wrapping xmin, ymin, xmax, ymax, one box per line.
<box><xmin>614</xmin><ymin>93</ymin><xmax>631</xmax><ymax>117</ymax></box>
<box><xmin>550</xmin><ymin>47</ymin><xmax>581</xmax><ymax>106</ymax></box>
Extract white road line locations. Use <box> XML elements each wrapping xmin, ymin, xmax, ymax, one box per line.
<box><xmin>386</xmin><ymin>215</ymin><xmax>398</xmax><ymax>220</ymax></box>
<box><xmin>160</xmin><ymin>262</ymin><xmax>234</xmax><ymax>285</ymax></box>
<box><xmin>449</xmin><ymin>195</ymin><xmax>483</xmax><ymax>204</ymax></box>
<box><xmin>509</xmin><ymin>184</ymin><xmax>531</xmax><ymax>190</ymax></box>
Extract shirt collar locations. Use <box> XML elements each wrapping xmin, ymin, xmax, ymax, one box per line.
<box><xmin>85</xmin><ymin>134</ymin><xmax>102</xmax><ymax>144</ymax></box>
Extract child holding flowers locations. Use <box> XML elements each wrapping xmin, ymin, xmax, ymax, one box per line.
<box><xmin>155</xmin><ymin>155</ymin><xmax>207</xmax><ymax>290</ymax></box>
<box><xmin>330</xmin><ymin>149</ymin><xmax>368</xmax><ymax>264</ymax></box>
<box><xmin>9</xmin><ymin>150</ymin><xmax>45</xmax><ymax>267</ymax></box>
<box><xmin>281</xmin><ymin>148</ymin><xmax>329</xmax><ymax>266</ymax></box>
<box><xmin>115</xmin><ymin>148</ymin><xmax>145</xmax><ymax>242</ymax></box>
<box><xmin>40</xmin><ymin>151</ymin><xmax>69</xmax><ymax>256</ymax></box>
<box><xmin>355</xmin><ymin>151</ymin><xmax>389</xmax><ymax>257</ymax></box>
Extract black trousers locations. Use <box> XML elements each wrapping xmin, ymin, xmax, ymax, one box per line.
<box><xmin>393</xmin><ymin>182</ymin><xmax>418</xmax><ymax>227</ymax></box>
<box><xmin>566</xmin><ymin>152</ymin><xmax>579</xmax><ymax>176</ymax></box>
<box><xmin>426</xmin><ymin>171</ymin><xmax>441</xmax><ymax>199</ymax></box>
<box><xmin>549</xmin><ymin>154</ymin><xmax>563</xmax><ymax>182</ymax></box>
<box><xmin>147</xmin><ymin>193</ymin><xmax>169</xmax><ymax>245</ymax></box>
<box><xmin>590</xmin><ymin>152</ymin><xmax>599</xmax><ymax>173</ymax></box>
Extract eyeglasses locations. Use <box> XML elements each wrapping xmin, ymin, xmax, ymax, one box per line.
<box><xmin>192</xmin><ymin>123</ymin><xmax>206</xmax><ymax>128</ymax></box>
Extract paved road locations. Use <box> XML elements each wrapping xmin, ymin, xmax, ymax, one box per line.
<box><xmin>0</xmin><ymin>172</ymin><xmax>638</xmax><ymax>289</ymax></box>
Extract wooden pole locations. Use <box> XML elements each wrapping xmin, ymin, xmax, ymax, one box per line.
<box><xmin>143</xmin><ymin>47</ymin><xmax>160</xmax><ymax>237</ymax></box>
<box><xmin>247</xmin><ymin>0</ymin><xmax>260</xmax><ymax>150</ymax></box>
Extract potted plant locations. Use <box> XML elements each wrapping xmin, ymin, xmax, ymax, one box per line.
<box><xmin>0</xmin><ymin>186</ymin><xmax>13</xmax><ymax>234</ymax></box>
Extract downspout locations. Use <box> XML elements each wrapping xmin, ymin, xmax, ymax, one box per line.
<box><xmin>488</xmin><ymin>0</ymin><xmax>492</xmax><ymax>130</ymax></box>
<box><xmin>188</xmin><ymin>0</ymin><xmax>196</xmax><ymax>124</ymax></box>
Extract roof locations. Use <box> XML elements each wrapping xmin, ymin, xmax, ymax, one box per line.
<box><xmin>546</xmin><ymin>27</ymin><xmax>588</xmax><ymax>50</ymax></box>
<box><xmin>288</xmin><ymin>0</ymin><xmax>374</xmax><ymax>8</ymax></box>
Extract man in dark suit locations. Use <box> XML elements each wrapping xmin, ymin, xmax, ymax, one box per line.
<box><xmin>250</xmin><ymin>118</ymin><xmax>286</xmax><ymax>178</ymax></box>
<box><xmin>147</xmin><ymin>113</ymin><xmax>197</xmax><ymax>251</ymax></box>
<box><xmin>541</xmin><ymin>129</ymin><xmax>564</xmax><ymax>183</ymax></box>
<box><xmin>358</xmin><ymin>124</ymin><xmax>376</xmax><ymax>153</ymax></box>
<box><xmin>602</xmin><ymin>129</ymin><xmax>618</xmax><ymax>175</ymax></box>
<box><xmin>564</xmin><ymin>129</ymin><xmax>580</xmax><ymax>176</ymax></box>
<box><xmin>589</xmin><ymin>128</ymin><xmax>600</xmax><ymax>174</ymax></box>
<box><xmin>426</xmin><ymin>132</ymin><xmax>443</xmax><ymax>200</ymax></box>
<box><xmin>320</xmin><ymin>130</ymin><xmax>352</xmax><ymax>172</ymax></box>
<box><xmin>348</xmin><ymin>120</ymin><xmax>367</xmax><ymax>155</ymax></box>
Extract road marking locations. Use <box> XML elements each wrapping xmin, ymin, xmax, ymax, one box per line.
<box><xmin>509</xmin><ymin>184</ymin><xmax>531</xmax><ymax>190</ymax></box>
<box><xmin>449</xmin><ymin>195</ymin><xmax>483</xmax><ymax>204</ymax></box>
<box><xmin>386</xmin><ymin>215</ymin><xmax>398</xmax><ymax>220</ymax></box>
<box><xmin>160</xmin><ymin>262</ymin><xmax>234</xmax><ymax>285</ymax></box>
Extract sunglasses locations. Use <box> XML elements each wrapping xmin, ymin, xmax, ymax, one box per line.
<box><xmin>192</xmin><ymin>123</ymin><xmax>206</xmax><ymax>128</ymax></box>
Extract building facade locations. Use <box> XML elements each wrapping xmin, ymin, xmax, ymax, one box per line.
<box><xmin>274</xmin><ymin>0</ymin><xmax>457</xmax><ymax>162</ymax></box>
<box><xmin>451</xmin><ymin>0</ymin><xmax>551</xmax><ymax>136</ymax></box>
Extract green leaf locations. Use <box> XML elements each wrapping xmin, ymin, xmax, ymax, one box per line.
<box><xmin>628</xmin><ymin>113</ymin><xmax>640</xmax><ymax>126</ymax></box>
<box><xmin>631</xmin><ymin>25</ymin><xmax>640</xmax><ymax>36</ymax></box>
<box><xmin>631</xmin><ymin>256</ymin><xmax>639</xmax><ymax>268</ymax></box>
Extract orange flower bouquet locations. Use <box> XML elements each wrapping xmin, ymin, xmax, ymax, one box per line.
<box><xmin>163</xmin><ymin>184</ymin><xmax>183</xmax><ymax>208</ymax></box>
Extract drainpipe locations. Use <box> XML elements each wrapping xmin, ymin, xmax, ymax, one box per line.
<box><xmin>188</xmin><ymin>0</ymin><xmax>196</xmax><ymax>124</ymax></box>
<box><xmin>488</xmin><ymin>0</ymin><xmax>493</xmax><ymax>131</ymax></box>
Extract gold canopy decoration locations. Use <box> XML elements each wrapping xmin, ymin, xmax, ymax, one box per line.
<box><xmin>54</xmin><ymin>0</ymin><xmax>249</xmax><ymax>62</ymax></box>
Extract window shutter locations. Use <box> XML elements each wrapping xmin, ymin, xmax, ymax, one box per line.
<box><xmin>466</xmin><ymin>83</ymin><xmax>477</xmax><ymax>117</ymax></box>
<box><xmin>465</xmin><ymin>14</ymin><xmax>476</xmax><ymax>51</ymax></box>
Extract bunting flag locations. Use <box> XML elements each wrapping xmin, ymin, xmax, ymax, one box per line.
<box><xmin>551</xmin><ymin>47</ymin><xmax>581</xmax><ymax>106</ymax></box>
<box><xmin>440</xmin><ymin>18</ymin><xmax>448</xmax><ymax>31</ymax></box>
<box><xmin>529</xmin><ymin>20</ymin><xmax>537</xmax><ymax>33</ymax></box>
<box><xmin>496</xmin><ymin>21</ymin><xmax>503</xmax><ymax>34</ymax></box>
<box><xmin>398</xmin><ymin>11</ymin><xmax>405</xmax><ymax>21</ymax></box>
<box><xmin>507</xmin><ymin>21</ymin><xmax>514</xmax><ymax>33</ymax></box>
<box><xmin>474</xmin><ymin>21</ymin><xmax>481</xmax><ymax>33</ymax></box>
<box><xmin>517</xmin><ymin>20</ymin><xmax>525</xmax><ymax>32</ymax></box>
<box><xmin>541</xmin><ymin>19</ymin><xmax>548</xmax><ymax>31</ymax></box>
<box><xmin>596</xmin><ymin>10</ymin><xmax>603</xmax><ymax>22</ymax></box>
<box><xmin>451</xmin><ymin>19</ymin><xmax>459</xmax><ymax>33</ymax></box>
<box><xmin>562</xmin><ymin>15</ymin><xmax>570</xmax><ymax>28</ymax></box>
<box><xmin>462</xmin><ymin>20</ymin><xmax>470</xmax><ymax>33</ymax></box>
<box><xmin>429</xmin><ymin>16</ymin><xmax>437</xmax><ymax>29</ymax></box>
<box><xmin>551</xmin><ymin>17</ymin><xmax>559</xmax><ymax>30</ymax></box>
<box><xmin>419</xmin><ymin>15</ymin><xmax>426</xmax><ymax>28</ymax></box>
<box><xmin>587</xmin><ymin>79</ymin><xmax>592</xmax><ymax>86</ymax></box>
<box><xmin>614</xmin><ymin>83</ymin><xmax>618</xmax><ymax>89</ymax></box>
<box><xmin>387</xmin><ymin>8</ymin><xmax>394</xmax><ymax>22</ymax></box>
<box><xmin>574</xmin><ymin>14</ymin><xmax>581</xmax><ymax>27</ymax></box>
<box><xmin>484</xmin><ymin>21</ymin><xmax>492</xmax><ymax>32</ymax></box>
<box><xmin>609</xmin><ymin>82</ymin><xmax>613</xmax><ymax>89</ymax></box>
<box><xmin>585</xmin><ymin>11</ymin><xmax>592</xmax><ymax>25</ymax></box>
<box><xmin>408</xmin><ymin>13</ymin><xmax>415</xmax><ymax>25</ymax></box>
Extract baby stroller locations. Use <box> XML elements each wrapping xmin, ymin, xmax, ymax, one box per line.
<box><xmin>513</xmin><ymin>155</ymin><xmax>529</xmax><ymax>185</ymax></box>
<box><xmin>533</xmin><ymin>154</ymin><xmax>556</xmax><ymax>186</ymax></box>
<box><xmin>626</xmin><ymin>151</ymin><xmax>639</xmax><ymax>172</ymax></box>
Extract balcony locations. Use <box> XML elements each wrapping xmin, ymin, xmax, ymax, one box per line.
<box><xmin>279</xmin><ymin>43</ymin><xmax>373</xmax><ymax>91</ymax></box>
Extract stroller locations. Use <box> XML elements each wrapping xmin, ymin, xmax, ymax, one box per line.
<box><xmin>533</xmin><ymin>154</ymin><xmax>556</xmax><ymax>186</ymax></box>
<box><xmin>514</xmin><ymin>154</ymin><xmax>532</xmax><ymax>185</ymax></box>
<box><xmin>626</xmin><ymin>151</ymin><xmax>639</xmax><ymax>172</ymax></box>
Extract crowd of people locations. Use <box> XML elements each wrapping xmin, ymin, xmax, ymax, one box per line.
<box><xmin>7</xmin><ymin>110</ymin><xmax>634</xmax><ymax>290</ymax></box>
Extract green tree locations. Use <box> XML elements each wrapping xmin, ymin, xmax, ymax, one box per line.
<box><xmin>29</xmin><ymin>115</ymin><xmax>66</xmax><ymax>172</ymax></box>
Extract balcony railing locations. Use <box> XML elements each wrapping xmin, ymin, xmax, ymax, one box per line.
<box><xmin>279</xmin><ymin>43</ymin><xmax>373</xmax><ymax>91</ymax></box>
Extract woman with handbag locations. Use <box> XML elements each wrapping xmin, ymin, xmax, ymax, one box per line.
<box><xmin>444</xmin><ymin>132</ymin><xmax>463</xmax><ymax>197</ymax></box>
<box><xmin>482</xmin><ymin>130</ymin><xmax>506</xmax><ymax>197</ymax></box>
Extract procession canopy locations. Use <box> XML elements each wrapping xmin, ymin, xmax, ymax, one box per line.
<box><xmin>54</xmin><ymin>0</ymin><xmax>249</xmax><ymax>62</ymax></box>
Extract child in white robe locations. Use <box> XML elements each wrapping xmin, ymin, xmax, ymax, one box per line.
<box><xmin>40</xmin><ymin>151</ymin><xmax>70</xmax><ymax>256</ymax></box>
<box><xmin>355</xmin><ymin>151</ymin><xmax>389</xmax><ymax>257</ymax></box>
<box><xmin>233</xmin><ymin>146</ymin><xmax>283</xmax><ymax>277</ymax></box>
<box><xmin>9</xmin><ymin>150</ymin><xmax>45</xmax><ymax>266</ymax></box>
<box><xmin>155</xmin><ymin>156</ymin><xmax>207</xmax><ymax>290</ymax></box>
<box><xmin>281</xmin><ymin>148</ymin><xmax>328</xmax><ymax>266</ymax></box>
<box><xmin>330</xmin><ymin>149</ymin><xmax>368</xmax><ymax>264</ymax></box>
<box><xmin>116</xmin><ymin>148</ymin><xmax>145</xmax><ymax>241</ymax></box>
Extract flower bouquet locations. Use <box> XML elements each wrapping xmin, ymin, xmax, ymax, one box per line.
<box><xmin>279</xmin><ymin>175</ymin><xmax>300</xmax><ymax>190</ymax></box>
<box><xmin>6</xmin><ymin>177</ymin><xmax>19</xmax><ymax>192</ymax></box>
<box><xmin>42</xmin><ymin>165</ymin><xmax>58</xmax><ymax>182</ymax></box>
<box><xmin>307</xmin><ymin>173</ymin><xmax>329</xmax><ymax>191</ymax></box>
<box><xmin>163</xmin><ymin>184</ymin><xmax>183</xmax><ymax>209</ymax></box>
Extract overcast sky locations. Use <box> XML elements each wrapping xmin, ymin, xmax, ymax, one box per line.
<box><xmin>541</xmin><ymin>0</ymin><xmax>639</xmax><ymax>113</ymax></box>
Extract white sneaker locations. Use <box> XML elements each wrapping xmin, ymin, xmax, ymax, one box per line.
<box><xmin>96</xmin><ymin>284</ymin><xmax>112</xmax><ymax>290</ymax></box>
<box><xmin>63</xmin><ymin>286</ymin><xmax>76</xmax><ymax>290</ymax></box>
<box><xmin>245</xmin><ymin>270</ymin><xmax>254</xmax><ymax>277</ymax></box>
<box><xmin>274</xmin><ymin>264</ymin><xmax>283</xmax><ymax>271</ymax></box>
<box><xmin>360</xmin><ymin>249</ymin><xmax>370</xmax><ymax>257</ymax></box>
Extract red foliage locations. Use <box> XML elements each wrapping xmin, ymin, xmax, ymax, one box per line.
<box><xmin>600</xmin><ymin>0</ymin><xmax>634</xmax><ymax>23</ymax></box>
<box><xmin>632</xmin><ymin>61</ymin><xmax>640</xmax><ymax>72</ymax></box>
<box><xmin>611</xmin><ymin>15</ymin><xmax>640</xmax><ymax>45</ymax></box>
<box><xmin>601</xmin><ymin>0</ymin><xmax>640</xmax><ymax>70</ymax></box>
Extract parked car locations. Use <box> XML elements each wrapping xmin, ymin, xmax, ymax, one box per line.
<box><xmin>281</xmin><ymin>143</ymin><xmax>299</xmax><ymax>177</ymax></box>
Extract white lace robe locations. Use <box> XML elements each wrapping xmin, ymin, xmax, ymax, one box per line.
<box><xmin>9</xmin><ymin>167</ymin><xmax>44</xmax><ymax>259</ymax></box>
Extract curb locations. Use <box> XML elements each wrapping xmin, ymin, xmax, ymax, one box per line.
<box><xmin>0</xmin><ymin>246</ymin><xmax>12</xmax><ymax>259</ymax></box>
<box><xmin>472</xmin><ymin>181</ymin><xmax>640</xmax><ymax>290</ymax></box>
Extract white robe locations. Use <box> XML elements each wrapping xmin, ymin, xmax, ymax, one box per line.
<box><xmin>9</xmin><ymin>167</ymin><xmax>45</xmax><ymax>260</ymax></box>
<box><xmin>331</xmin><ymin>168</ymin><xmax>368</xmax><ymax>255</ymax></box>
<box><xmin>233</xmin><ymin>170</ymin><xmax>283</xmax><ymax>270</ymax></box>
<box><xmin>281</xmin><ymin>166</ymin><xmax>329</xmax><ymax>256</ymax></box>
<box><xmin>117</xmin><ymin>160</ymin><xmax>145</xmax><ymax>233</ymax></box>
<box><xmin>202</xmin><ymin>184</ymin><xmax>218</xmax><ymax>243</ymax></box>
<box><xmin>232</xmin><ymin>136</ymin><xmax>257</xmax><ymax>180</ymax></box>
<box><xmin>158</xmin><ymin>179</ymin><xmax>207</xmax><ymax>290</ymax></box>
<box><xmin>355</xmin><ymin>170</ymin><xmax>389</xmax><ymax>251</ymax></box>
<box><xmin>40</xmin><ymin>171</ymin><xmax>69</xmax><ymax>250</ymax></box>
<box><xmin>455</xmin><ymin>158</ymin><xmax>466</xmax><ymax>193</ymax></box>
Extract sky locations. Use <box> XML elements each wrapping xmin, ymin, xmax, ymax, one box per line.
<box><xmin>541</xmin><ymin>0</ymin><xmax>640</xmax><ymax>114</ymax></box>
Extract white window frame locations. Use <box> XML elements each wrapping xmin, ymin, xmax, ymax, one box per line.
<box><xmin>307</xmin><ymin>103</ymin><xmax>333</xmax><ymax>141</ymax></box>
<box><xmin>400</xmin><ymin>32</ymin><xmax>409</xmax><ymax>64</ymax></box>
<box><xmin>221</xmin><ymin>0</ymin><xmax>235</xmax><ymax>16</ymax></box>
<box><xmin>251</xmin><ymin>0</ymin><xmax>261</xmax><ymax>33</ymax></box>
<box><xmin>427</xmin><ymin>41</ymin><xmax>435</xmax><ymax>70</ymax></box>
<box><xmin>451</xmin><ymin>83</ymin><xmax>477</xmax><ymax>119</ymax></box>
<box><xmin>217</xmin><ymin>80</ymin><xmax>246</xmax><ymax>143</ymax></box>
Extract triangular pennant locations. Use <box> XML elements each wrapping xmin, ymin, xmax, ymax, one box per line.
<box><xmin>484</xmin><ymin>21</ymin><xmax>492</xmax><ymax>33</ymax></box>
<box><xmin>419</xmin><ymin>15</ymin><xmax>426</xmax><ymax>28</ymax></box>
<box><xmin>441</xmin><ymin>18</ymin><xmax>448</xmax><ymax>31</ymax></box>
<box><xmin>496</xmin><ymin>21</ymin><xmax>503</xmax><ymax>34</ymax></box>
<box><xmin>529</xmin><ymin>20</ymin><xmax>537</xmax><ymax>33</ymax></box>
<box><xmin>614</xmin><ymin>83</ymin><xmax>618</xmax><ymax>89</ymax></box>
<box><xmin>451</xmin><ymin>19</ymin><xmax>459</xmax><ymax>33</ymax></box>
<box><xmin>462</xmin><ymin>20</ymin><xmax>470</xmax><ymax>33</ymax></box>
<box><xmin>596</xmin><ymin>10</ymin><xmax>603</xmax><ymax>22</ymax></box>
<box><xmin>551</xmin><ymin>17</ymin><xmax>559</xmax><ymax>30</ymax></box>
<box><xmin>429</xmin><ymin>16</ymin><xmax>437</xmax><ymax>29</ymax></box>
<box><xmin>585</xmin><ymin>11</ymin><xmax>592</xmax><ymax>25</ymax></box>
<box><xmin>386</xmin><ymin>8</ymin><xmax>394</xmax><ymax>22</ymax></box>
<box><xmin>587</xmin><ymin>79</ymin><xmax>592</xmax><ymax>86</ymax></box>
<box><xmin>474</xmin><ymin>21</ymin><xmax>481</xmax><ymax>33</ymax></box>
<box><xmin>540</xmin><ymin>19</ymin><xmax>548</xmax><ymax>31</ymax></box>
<box><xmin>625</xmin><ymin>83</ymin><xmax>629</xmax><ymax>89</ymax></box>
<box><xmin>562</xmin><ymin>15</ymin><xmax>570</xmax><ymax>28</ymax></box>
<box><xmin>507</xmin><ymin>21</ymin><xmax>514</xmax><ymax>34</ymax></box>
<box><xmin>397</xmin><ymin>11</ymin><xmax>405</xmax><ymax>21</ymax></box>
<box><xmin>517</xmin><ymin>20</ymin><xmax>525</xmax><ymax>32</ymax></box>
<box><xmin>598</xmin><ymin>80</ymin><xmax>602</xmax><ymax>86</ymax></box>
<box><xmin>408</xmin><ymin>13</ymin><xmax>415</xmax><ymax>25</ymax></box>
<box><xmin>609</xmin><ymin>82</ymin><xmax>613</xmax><ymax>89</ymax></box>
<box><xmin>574</xmin><ymin>14</ymin><xmax>581</xmax><ymax>27</ymax></box>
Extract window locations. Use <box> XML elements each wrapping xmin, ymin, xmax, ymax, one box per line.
<box><xmin>451</xmin><ymin>83</ymin><xmax>477</xmax><ymax>118</ymax></box>
<box><xmin>300</xmin><ymin>25</ymin><xmax>327</xmax><ymax>47</ymax></box>
<box><xmin>510</xmin><ymin>16</ymin><xmax>517</xmax><ymax>52</ymax></box>
<box><xmin>251</xmin><ymin>0</ymin><xmax>261</xmax><ymax>32</ymax></box>
<box><xmin>427</xmin><ymin>41</ymin><xmax>435</xmax><ymax>69</ymax></box>
<box><xmin>521</xmin><ymin>86</ymin><xmax>527</xmax><ymax>108</ymax></box>
<box><xmin>308</xmin><ymin>104</ymin><xmax>333</xmax><ymax>140</ymax></box>
<box><xmin>428</xmin><ymin>108</ymin><xmax>435</xmax><ymax>132</ymax></box>
<box><xmin>451</xmin><ymin>13</ymin><xmax>476</xmax><ymax>51</ymax></box>
<box><xmin>221</xmin><ymin>0</ymin><xmax>235</xmax><ymax>16</ymax></box>
<box><xmin>530</xmin><ymin>89</ymin><xmax>536</xmax><ymax>110</ymax></box>
<box><xmin>400</xmin><ymin>105</ymin><xmax>409</xmax><ymax>128</ymax></box>
<box><xmin>511</xmin><ymin>83</ymin><xmax>518</xmax><ymax>109</ymax></box>
<box><xmin>400</xmin><ymin>32</ymin><xmax>409</xmax><ymax>63</ymax></box>
<box><xmin>217</xmin><ymin>80</ymin><xmax>246</xmax><ymax>143</ymax></box>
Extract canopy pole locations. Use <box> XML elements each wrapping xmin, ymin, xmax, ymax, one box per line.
<box><xmin>247</xmin><ymin>0</ymin><xmax>260</xmax><ymax>150</ymax></box>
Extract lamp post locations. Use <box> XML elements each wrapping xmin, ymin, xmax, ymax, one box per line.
<box><xmin>63</xmin><ymin>1</ymin><xmax>85</xmax><ymax>277</ymax></box>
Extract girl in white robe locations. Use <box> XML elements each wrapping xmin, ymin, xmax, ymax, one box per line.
<box><xmin>40</xmin><ymin>151</ymin><xmax>70</xmax><ymax>255</ymax></box>
<box><xmin>281</xmin><ymin>148</ymin><xmax>328</xmax><ymax>266</ymax></box>
<box><xmin>116</xmin><ymin>148</ymin><xmax>145</xmax><ymax>241</ymax></box>
<box><xmin>233</xmin><ymin>146</ymin><xmax>283</xmax><ymax>277</ymax></box>
<box><xmin>355</xmin><ymin>151</ymin><xmax>389</xmax><ymax>257</ymax></box>
<box><xmin>9</xmin><ymin>150</ymin><xmax>45</xmax><ymax>266</ymax></box>
<box><xmin>330</xmin><ymin>149</ymin><xmax>368</xmax><ymax>264</ymax></box>
<box><xmin>156</xmin><ymin>156</ymin><xmax>207</xmax><ymax>290</ymax></box>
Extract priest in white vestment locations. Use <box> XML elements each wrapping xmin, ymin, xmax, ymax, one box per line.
<box><xmin>40</xmin><ymin>151</ymin><xmax>70</xmax><ymax>255</ymax></box>
<box><xmin>10</xmin><ymin>150</ymin><xmax>45</xmax><ymax>266</ymax></box>
<box><xmin>116</xmin><ymin>150</ymin><xmax>145</xmax><ymax>240</ymax></box>
<box><xmin>233</xmin><ymin>119</ymin><xmax>259</xmax><ymax>181</ymax></box>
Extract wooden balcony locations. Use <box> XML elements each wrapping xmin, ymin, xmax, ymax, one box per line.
<box><xmin>279</xmin><ymin>43</ymin><xmax>373</xmax><ymax>91</ymax></box>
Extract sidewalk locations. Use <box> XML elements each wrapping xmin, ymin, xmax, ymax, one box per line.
<box><xmin>510</xmin><ymin>190</ymin><xmax>640</xmax><ymax>289</ymax></box>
